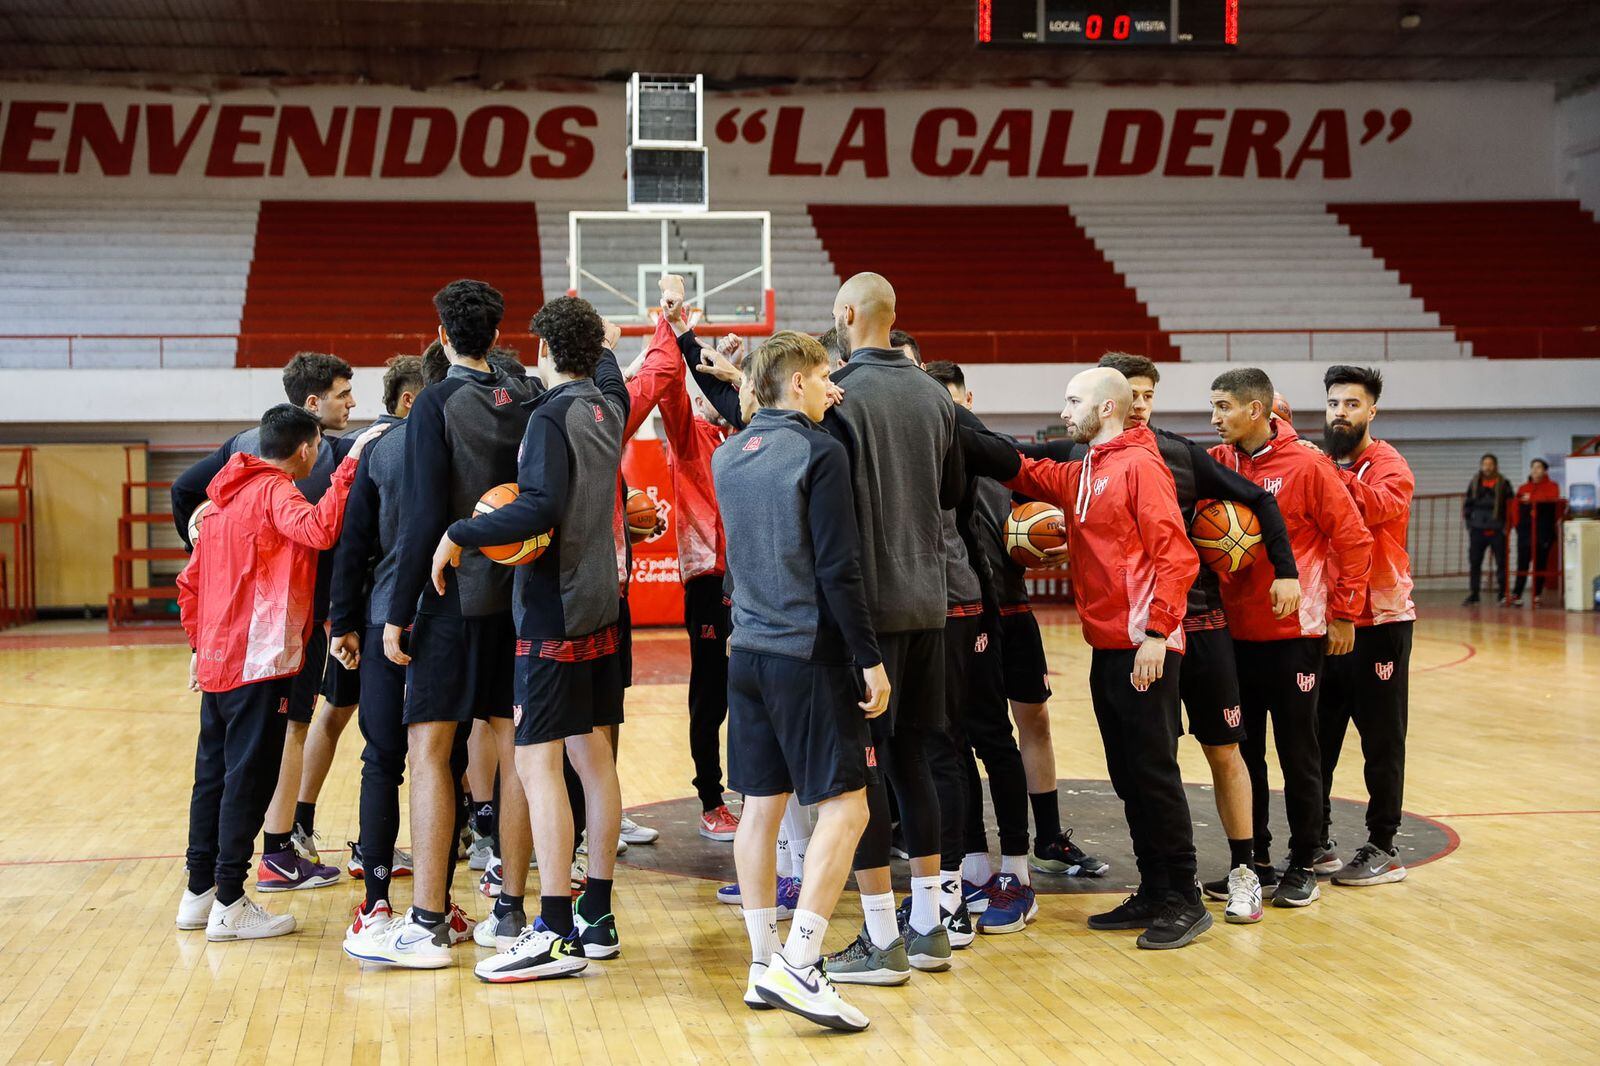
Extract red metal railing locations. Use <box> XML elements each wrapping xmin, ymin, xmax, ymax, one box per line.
<box><xmin>2</xmin><ymin>321</ymin><xmax>1596</xmax><ymax>367</ymax></box>
<box><xmin>0</xmin><ymin>447</ymin><xmax>37</xmax><ymax>630</ymax></box>
<box><xmin>108</xmin><ymin>444</ymin><xmax>215</xmax><ymax>629</ymax></box>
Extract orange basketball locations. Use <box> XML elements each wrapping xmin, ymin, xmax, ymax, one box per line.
<box><xmin>1272</xmin><ymin>392</ymin><xmax>1293</xmax><ymax>425</ymax></box>
<box><xmin>1189</xmin><ymin>500</ymin><xmax>1263</xmax><ymax>573</ymax></box>
<box><xmin>625</xmin><ymin>488</ymin><xmax>660</xmax><ymax>542</ymax></box>
<box><xmin>1005</xmin><ymin>501</ymin><xmax>1068</xmax><ymax>568</ymax></box>
<box><xmin>473</xmin><ymin>483</ymin><xmax>550</xmax><ymax>565</ymax></box>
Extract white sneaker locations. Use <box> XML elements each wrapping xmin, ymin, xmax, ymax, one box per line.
<box><xmin>744</xmin><ymin>962</ymin><xmax>774</xmax><ymax>1010</ymax></box>
<box><xmin>755</xmin><ymin>951</ymin><xmax>870</xmax><ymax>1032</ymax></box>
<box><xmin>474</xmin><ymin>924</ymin><xmax>588</xmax><ymax>983</ymax></box>
<box><xmin>570</xmin><ymin>854</ymin><xmax>588</xmax><ymax>893</ymax></box>
<box><xmin>343</xmin><ymin>908</ymin><xmax>452</xmax><ymax>969</ymax></box>
<box><xmin>206</xmin><ymin>895</ymin><xmax>296</xmax><ymax>942</ymax></box>
<box><xmin>1224</xmin><ymin>865</ymin><xmax>1264</xmax><ymax>924</ymax></box>
<box><xmin>474</xmin><ymin>906</ymin><xmax>528</xmax><ymax>950</ymax></box>
<box><xmin>619</xmin><ymin>815</ymin><xmax>658</xmax><ymax>845</ymax></box>
<box><xmin>345</xmin><ymin>899</ymin><xmax>396</xmax><ymax>942</ymax></box>
<box><xmin>467</xmin><ymin>834</ymin><xmax>495</xmax><ymax>871</ymax></box>
<box><xmin>576</xmin><ymin>830</ymin><xmax>627</xmax><ymax>857</ymax></box>
<box><xmin>291</xmin><ymin>826</ymin><xmax>325</xmax><ymax>864</ymax></box>
<box><xmin>177</xmin><ymin>886</ymin><xmax>215</xmax><ymax>930</ymax></box>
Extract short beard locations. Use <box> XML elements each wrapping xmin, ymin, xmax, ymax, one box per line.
<box><xmin>1324</xmin><ymin>421</ymin><xmax>1364</xmax><ymax>459</ymax></box>
<box><xmin>1070</xmin><ymin>410</ymin><xmax>1101</xmax><ymax>445</ymax></box>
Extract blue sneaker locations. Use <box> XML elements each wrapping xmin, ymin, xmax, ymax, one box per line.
<box><xmin>776</xmin><ymin>876</ymin><xmax>800</xmax><ymax>918</ymax></box>
<box><xmin>717</xmin><ymin>882</ymin><xmax>741</xmax><ymax>905</ymax></box>
<box><xmin>976</xmin><ymin>874</ymin><xmax>1038</xmax><ymax>935</ymax></box>
<box><xmin>962</xmin><ymin>879</ymin><xmax>993</xmax><ymax>915</ymax></box>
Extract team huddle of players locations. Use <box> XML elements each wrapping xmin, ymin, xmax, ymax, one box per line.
<box><xmin>172</xmin><ymin>269</ymin><xmax>1414</xmax><ymax>1033</ymax></box>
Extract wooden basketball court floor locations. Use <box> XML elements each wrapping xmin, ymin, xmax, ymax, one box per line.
<box><xmin>1</xmin><ymin>595</ymin><xmax>1597</xmax><ymax>1065</ymax></box>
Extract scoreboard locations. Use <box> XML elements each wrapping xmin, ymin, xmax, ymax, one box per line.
<box><xmin>977</xmin><ymin>1</ymin><xmax>1239</xmax><ymax>48</ymax></box>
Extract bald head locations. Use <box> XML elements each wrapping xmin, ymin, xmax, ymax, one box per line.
<box><xmin>1061</xmin><ymin>367</ymin><xmax>1134</xmax><ymax>445</ymax></box>
<box><xmin>832</xmin><ymin>272</ymin><xmax>896</xmax><ymax>355</ymax></box>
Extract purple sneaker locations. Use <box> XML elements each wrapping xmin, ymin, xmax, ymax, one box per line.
<box><xmin>776</xmin><ymin>876</ymin><xmax>801</xmax><ymax>918</ymax></box>
<box><xmin>256</xmin><ymin>848</ymin><xmax>340</xmax><ymax>892</ymax></box>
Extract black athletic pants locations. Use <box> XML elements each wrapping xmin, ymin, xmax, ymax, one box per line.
<box><xmin>1320</xmin><ymin>620</ymin><xmax>1412</xmax><ymax>852</ymax></box>
<box><xmin>186</xmin><ymin>675</ymin><xmax>292</xmax><ymax>902</ymax></box>
<box><xmin>958</xmin><ymin>614</ymin><xmax>1030</xmax><ymax>857</ymax></box>
<box><xmin>684</xmin><ymin>574</ymin><xmax>731</xmax><ymax>811</ymax></box>
<box><xmin>1234</xmin><ymin>636</ymin><xmax>1326</xmax><ymax>867</ymax></box>
<box><xmin>855</xmin><ymin>629</ymin><xmax>944</xmax><ymax>870</ymax></box>
<box><xmin>356</xmin><ymin>626</ymin><xmax>408</xmax><ymax>904</ymax></box>
<box><xmin>1513</xmin><ymin>529</ymin><xmax>1558</xmax><ymax>598</ymax></box>
<box><xmin>932</xmin><ymin>616</ymin><xmax>980</xmax><ymax>872</ymax></box>
<box><xmin>1467</xmin><ymin>528</ymin><xmax>1508</xmax><ymax>600</ymax></box>
<box><xmin>1089</xmin><ymin>647</ymin><xmax>1195</xmax><ymax>895</ymax></box>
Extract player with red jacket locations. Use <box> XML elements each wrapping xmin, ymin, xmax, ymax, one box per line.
<box><xmin>1001</xmin><ymin>368</ymin><xmax>1210</xmax><ymax>950</ymax></box>
<box><xmin>1317</xmin><ymin>365</ymin><xmax>1416</xmax><ymax>887</ymax></box>
<box><xmin>1204</xmin><ymin>367</ymin><xmax>1373</xmax><ymax>910</ymax></box>
<box><xmin>176</xmin><ymin>405</ymin><xmax>385</xmax><ymax>943</ymax></box>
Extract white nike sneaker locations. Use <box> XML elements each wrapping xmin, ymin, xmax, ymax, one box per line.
<box><xmin>206</xmin><ymin>895</ymin><xmax>296</xmax><ymax>942</ymax></box>
<box><xmin>343</xmin><ymin>908</ymin><xmax>452</xmax><ymax>969</ymax></box>
<box><xmin>576</xmin><ymin>831</ymin><xmax>627</xmax><ymax>857</ymax></box>
<box><xmin>177</xmin><ymin>886</ymin><xmax>215</xmax><ymax>930</ymax></box>
<box><xmin>744</xmin><ymin>962</ymin><xmax>774</xmax><ymax>1010</ymax></box>
<box><xmin>474</xmin><ymin>923</ymin><xmax>588</xmax><ymax>984</ymax></box>
<box><xmin>1224</xmin><ymin>865</ymin><xmax>1264</xmax><ymax>924</ymax></box>
<box><xmin>755</xmin><ymin>951</ymin><xmax>870</xmax><ymax>1032</ymax></box>
<box><xmin>619</xmin><ymin>815</ymin><xmax>658</xmax><ymax>845</ymax></box>
<box><xmin>474</xmin><ymin>906</ymin><xmax>528</xmax><ymax>950</ymax></box>
<box><xmin>467</xmin><ymin>833</ymin><xmax>495</xmax><ymax>871</ymax></box>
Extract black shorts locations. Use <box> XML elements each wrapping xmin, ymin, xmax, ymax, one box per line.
<box><xmin>617</xmin><ymin>596</ymin><xmax>633</xmax><ymax>689</ymax></box>
<box><xmin>1178</xmin><ymin>625</ymin><xmax>1245</xmax><ymax>746</ymax></box>
<box><xmin>998</xmin><ymin>607</ymin><xmax>1052</xmax><ymax>704</ymax></box>
<box><xmin>942</xmin><ymin>613</ymin><xmax>983</xmax><ymax>725</ymax></box>
<box><xmin>964</xmin><ymin>613</ymin><xmax>1009</xmax><ymax>729</ymax></box>
<box><xmin>286</xmin><ymin>624</ymin><xmax>328</xmax><ymax>724</ymax></box>
<box><xmin>319</xmin><ymin>641</ymin><xmax>362</xmax><ymax>707</ymax></box>
<box><xmin>402</xmin><ymin>612</ymin><xmax>517</xmax><ymax>725</ymax></box>
<box><xmin>513</xmin><ymin>647</ymin><xmax>626</xmax><ymax>746</ymax></box>
<box><xmin>727</xmin><ymin>649</ymin><xmax>872</xmax><ymax>806</ymax></box>
<box><xmin>875</xmin><ymin>628</ymin><xmax>946</xmax><ymax>740</ymax></box>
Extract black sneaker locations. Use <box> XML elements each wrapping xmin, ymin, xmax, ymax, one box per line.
<box><xmin>1203</xmin><ymin>862</ymin><xmax>1278</xmax><ymax>900</ymax></box>
<box><xmin>944</xmin><ymin>898</ymin><xmax>975</xmax><ymax>949</ymax></box>
<box><xmin>1136</xmin><ymin>894</ymin><xmax>1214</xmax><ymax>950</ymax></box>
<box><xmin>1030</xmin><ymin>829</ymin><xmax>1110</xmax><ymax>877</ymax></box>
<box><xmin>1273</xmin><ymin>864</ymin><xmax>1321</xmax><ymax>907</ymax></box>
<box><xmin>1087</xmin><ymin>892</ymin><xmax>1165</xmax><ymax>930</ymax></box>
<box><xmin>1461</xmin><ymin>594</ymin><xmax>1480</xmax><ymax>606</ymax></box>
<box><xmin>574</xmin><ymin>895</ymin><xmax>620</xmax><ymax>959</ymax></box>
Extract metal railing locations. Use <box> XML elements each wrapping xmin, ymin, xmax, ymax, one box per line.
<box><xmin>0</xmin><ymin>446</ymin><xmax>37</xmax><ymax>630</ymax></box>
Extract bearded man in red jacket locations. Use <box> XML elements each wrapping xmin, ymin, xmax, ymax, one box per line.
<box><xmin>1003</xmin><ymin>367</ymin><xmax>1209</xmax><ymax>951</ymax></box>
<box><xmin>176</xmin><ymin>404</ymin><xmax>386</xmax><ymax>943</ymax></box>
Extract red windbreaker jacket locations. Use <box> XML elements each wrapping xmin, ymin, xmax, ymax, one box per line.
<box><xmin>1208</xmin><ymin>421</ymin><xmax>1373</xmax><ymax>641</ymax></box>
<box><xmin>178</xmin><ymin>452</ymin><xmax>356</xmax><ymax>692</ymax></box>
<box><xmin>1005</xmin><ymin>425</ymin><xmax>1198</xmax><ymax>653</ymax></box>
<box><xmin>1336</xmin><ymin>439</ymin><xmax>1416</xmax><ymax>626</ymax></box>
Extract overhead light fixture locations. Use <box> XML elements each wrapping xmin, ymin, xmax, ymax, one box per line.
<box><xmin>1399</xmin><ymin>11</ymin><xmax>1422</xmax><ymax>30</ymax></box>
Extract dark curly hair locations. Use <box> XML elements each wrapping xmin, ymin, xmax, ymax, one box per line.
<box><xmin>433</xmin><ymin>279</ymin><xmax>504</xmax><ymax>358</ymax></box>
<box><xmin>1323</xmin><ymin>364</ymin><xmax>1383</xmax><ymax>403</ymax></box>
<box><xmin>531</xmin><ymin>295</ymin><xmax>606</xmax><ymax>378</ymax></box>
<box><xmin>282</xmin><ymin>351</ymin><xmax>353</xmax><ymax>406</ymax></box>
<box><xmin>420</xmin><ymin>339</ymin><xmax>450</xmax><ymax>386</ymax></box>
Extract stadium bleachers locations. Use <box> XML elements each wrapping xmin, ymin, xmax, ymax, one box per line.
<box><xmin>0</xmin><ymin>199</ymin><xmax>257</xmax><ymax>368</ymax></box>
<box><xmin>807</xmin><ymin>204</ymin><xmax>1177</xmax><ymax>363</ymax></box>
<box><xmin>240</xmin><ymin>200</ymin><xmax>544</xmax><ymax>366</ymax></box>
<box><xmin>1074</xmin><ymin>202</ymin><xmax>1464</xmax><ymax>363</ymax></box>
<box><xmin>1333</xmin><ymin>200</ymin><xmax>1600</xmax><ymax>359</ymax></box>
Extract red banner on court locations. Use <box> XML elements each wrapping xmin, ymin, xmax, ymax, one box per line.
<box><xmin>621</xmin><ymin>439</ymin><xmax>683</xmax><ymax>626</ymax></box>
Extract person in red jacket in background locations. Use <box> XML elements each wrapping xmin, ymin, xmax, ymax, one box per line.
<box><xmin>1002</xmin><ymin>367</ymin><xmax>1210</xmax><ymax>950</ymax></box>
<box><xmin>1510</xmin><ymin>458</ymin><xmax>1563</xmax><ymax>606</ymax></box>
<box><xmin>1317</xmin><ymin>365</ymin><xmax>1416</xmax><ymax>888</ymax></box>
<box><xmin>175</xmin><ymin>405</ymin><xmax>387</xmax><ymax>943</ymax></box>
<box><xmin>1204</xmin><ymin>367</ymin><xmax>1373</xmax><ymax>910</ymax></box>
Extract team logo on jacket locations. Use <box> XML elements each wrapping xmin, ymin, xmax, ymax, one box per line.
<box><xmin>1375</xmin><ymin>661</ymin><xmax>1395</xmax><ymax>681</ymax></box>
<box><xmin>742</xmin><ymin>435</ymin><xmax>763</xmax><ymax>452</ymax></box>
<box><xmin>974</xmin><ymin>632</ymin><xmax>989</xmax><ymax>653</ymax></box>
<box><xmin>700</xmin><ymin>624</ymin><xmax>717</xmax><ymax>640</ymax></box>
<box><xmin>864</xmin><ymin>745</ymin><xmax>877</xmax><ymax>768</ymax></box>
<box><xmin>1223</xmin><ymin>705</ymin><xmax>1242</xmax><ymax>728</ymax></box>
<box><xmin>1296</xmin><ymin>672</ymin><xmax>1317</xmax><ymax>692</ymax></box>
<box><xmin>1093</xmin><ymin>477</ymin><xmax>1109</xmax><ymax>496</ymax></box>
<box><xmin>593</xmin><ymin>404</ymin><xmax>606</xmax><ymax>422</ymax></box>
<box><xmin>277</xmin><ymin>698</ymin><xmax>289</xmax><ymax>715</ymax></box>
<box><xmin>1262</xmin><ymin>477</ymin><xmax>1284</xmax><ymax>495</ymax></box>
<box><xmin>493</xmin><ymin>387</ymin><xmax>512</xmax><ymax>407</ymax></box>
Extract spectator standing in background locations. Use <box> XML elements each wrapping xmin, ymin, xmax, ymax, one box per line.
<box><xmin>1510</xmin><ymin>459</ymin><xmax>1562</xmax><ymax>606</ymax></box>
<box><xmin>1462</xmin><ymin>453</ymin><xmax>1511</xmax><ymax>606</ymax></box>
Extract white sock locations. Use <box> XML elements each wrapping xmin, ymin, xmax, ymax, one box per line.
<box><xmin>861</xmin><ymin>891</ymin><xmax>899</xmax><ymax>949</ymax></box>
<box><xmin>743</xmin><ymin>907</ymin><xmax>780</xmax><ymax>964</ymax></box>
<box><xmin>962</xmin><ymin>851</ymin><xmax>993</xmax><ymax>886</ymax></box>
<box><xmin>909</xmin><ymin>875</ymin><xmax>941</xmax><ymax>934</ymax></box>
<box><xmin>1000</xmin><ymin>853</ymin><xmax>1031</xmax><ymax>886</ymax></box>
<box><xmin>939</xmin><ymin>870</ymin><xmax>961</xmax><ymax>915</ymax></box>
<box><xmin>776</xmin><ymin>828</ymin><xmax>793</xmax><ymax>879</ymax></box>
<box><xmin>784</xmin><ymin>908</ymin><xmax>828</xmax><ymax>969</ymax></box>
<box><xmin>784</xmin><ymin>797</ymin><xmax>812</xmax><ymax>882</ymax></box>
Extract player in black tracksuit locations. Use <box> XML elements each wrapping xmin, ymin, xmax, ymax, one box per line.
<box><xmin>443</xmin><ymin>296</ymin><xmax>630</xmax><ymax>978</ymax></box>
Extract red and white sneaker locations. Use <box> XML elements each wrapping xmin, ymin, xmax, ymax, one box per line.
<box><xmin>478</xmin><ymin>856</ymin><xmax>504</xmax><ymax>899</ymax></box>
<box><xmin>346</xmin><ymin>843</ymin><xmax>414</xmax><ymax>880</ymax></box>
<box><xmin>699</xmin><ymin>805</ymin><xmax>740</xmax><ymax>842</ymax></box>
<box><xmin>345</xmin><ymin>899</ymin><xmax>396</xmax><ymax>941</ymax></box>
<box><xmin>445</xmin><ymin>902</ymin><xmax>474</xmax><ymax>945</ymax></box>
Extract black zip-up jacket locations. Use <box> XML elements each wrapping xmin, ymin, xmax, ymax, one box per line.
<box><xmin>1463</xmin><ymin>474</ymin><xmax>1511</xmax><ymax>531</ymax></box>
<box><xmin>328</xmin><ymin>412</ymin><xmax>407</xmax><ymax>636</ymax></box>
<box><xmin>448</xmin><ymin>351</ymin><xmax>629</xmax><ymax>647</ymax></box>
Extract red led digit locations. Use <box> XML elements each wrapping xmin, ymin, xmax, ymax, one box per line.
<box><xmin>1113</xmin><ymin>13</ymin><xmax>1130</xmax><ymax>38</ymax></box>
<box><xmin>1086</xmin><ymin>13</ymin><xmax>1102</xmax><ymax>38</ymax></box>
